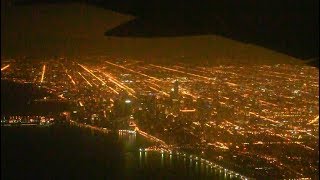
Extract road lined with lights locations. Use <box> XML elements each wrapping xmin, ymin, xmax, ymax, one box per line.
<box><xmin>40</xmin><ymin>65</ymin><xmax>46</xmax><ymax>83</ymax></box>
<box><xmin>1</xmin><ymin>58</ymin><xmax>318</xmax><ymax>179</ymax></box>
<box><xmin>1</xmin><ymin>64</ymin><xmax>10</xmax><ymax>71</ymax></box>
<box><xmin>139</xmin><ymin>146</ymin><xmax>250</xmax><ymax>180</ymax></box>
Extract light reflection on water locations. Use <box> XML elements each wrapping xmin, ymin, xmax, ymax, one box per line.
<box><xmin>117</xmin><ymin>131</ymin><xmax>241</xmax><ymax>180</ymax></box>
<box><xmin>161</xmin><ymin>153</ymin><xmax>164</xmax><ymax>167</ymax></box>
<box><xmin>139</xmin><ymin>151</ymin><xmax>142</xmax><ymax>167</ymax></box>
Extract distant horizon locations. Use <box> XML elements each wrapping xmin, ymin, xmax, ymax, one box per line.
<box><xmin>1</xmin><ymin>1</ymin><xmax>316</xmax><ymax>66</ymax></box>
<box><xmin>5</xmin><ymin>0</ymin><xmax>318</xmax><ymax>61</ymax></box>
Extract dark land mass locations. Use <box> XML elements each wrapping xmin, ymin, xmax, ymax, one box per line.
<box><xmin>1</xmin><ymin>80</ymin><xmax>70</xmax><ymax>115</ymax></box>
<box><xmin>12</xmin><ymin>0</ymin><xmax>319</xmax><ymax>61</ymax></box>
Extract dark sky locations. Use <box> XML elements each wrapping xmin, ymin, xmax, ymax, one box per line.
<box><xmin>13</xmin><ymin>0</ymin><xmax>318</xmax><ymax>60</ymax></box>
<box><xmin>2</xmin><ymin>0</ymin><xmax>318</xmax><ymax>65</ymax></box>
<box><xmin>100</xmin><ymin>0</ymin><xmax>319</xmax><ymax>60</ymax></box>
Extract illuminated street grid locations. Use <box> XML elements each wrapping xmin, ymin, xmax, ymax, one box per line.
<box><xmin>1</xmin><ymin>57</ymin><xmax>318</xmax><ymax>179</ymax></box>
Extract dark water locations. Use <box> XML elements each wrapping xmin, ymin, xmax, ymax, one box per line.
<box><xmin>1</xmin><ymin>80</ymin><xmax>70</xmax><ymax>115</ymax></box>
<box><xmin>1</xmin><ymin>125</ymin><xmax>238</xmax><ymax>179</ymax></box>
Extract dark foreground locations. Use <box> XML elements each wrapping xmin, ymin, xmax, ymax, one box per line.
<box><xmin>1</xmin><ymin>125</ymin><xmax>235</xmax><ymax>180</ymax></box>
<box><xmin>1</xmin><ymin>125</ymin><xmax>125</xmax><ymax>179</ymax></box>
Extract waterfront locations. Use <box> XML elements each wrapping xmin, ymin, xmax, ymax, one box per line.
<box><xmin>1</xmin><ymin>58</ymin><xmax>318</xmax><ymax>179</ymax></box>
<box><xmin>1</xmin><ymin>0</ymin><xmax>319</xmax><ymax>178</ymax></box>
<box><xmin>1</xmin><ymin>125</ymin><xmax>240</xmax><ymax>180</ymax></box>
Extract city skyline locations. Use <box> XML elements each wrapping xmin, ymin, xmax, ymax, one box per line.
<box><xmin>1</xmin><ymin>0</ymin><xmax>318</xmax><ymax>179</ymax></box>
<box><xmin>1</xmin><ymin>57</ymin><xmax>318</xmax><ymax>179</ymax></box>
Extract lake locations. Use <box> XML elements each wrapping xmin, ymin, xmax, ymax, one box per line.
<box><xmin>1</xmin><ymin>124</ymin><xmax>240</xmax><ymax>179</ymax></box>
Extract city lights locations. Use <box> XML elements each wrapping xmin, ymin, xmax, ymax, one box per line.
<box><xmin>1</xmin><ymin>58</ymin><xmax>318</xmax><ymax>179</ymax></box>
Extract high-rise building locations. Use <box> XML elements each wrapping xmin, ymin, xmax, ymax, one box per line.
<box><xmin>174</xmin><ymin>80</ymin><xmax>179</xmax><ymax>90</ymax></box>
<box><xmin>170</xmin><ymin>80</ymin><xmax>180</xmax><ymax>114</ymax></box>
<box><xmin>174</xmin><ymin>80</ymin><xmax>179</xmax><ymax>97</ymax></box>
<box><xmin>170</xmin><ymin>80</ymin><xmax>180</xmax><ymax>99</ymax></box>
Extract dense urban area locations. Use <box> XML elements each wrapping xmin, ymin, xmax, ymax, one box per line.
<box><xmin>1</xmin><ymin>56</ymin><xmax>319</xmax><ymax>179</ymax></box>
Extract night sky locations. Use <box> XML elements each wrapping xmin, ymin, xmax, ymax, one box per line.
<box><xmin>1</xmin><ymin>0</ymin><xmax>318</xmax><ymax>64</ymax></box>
